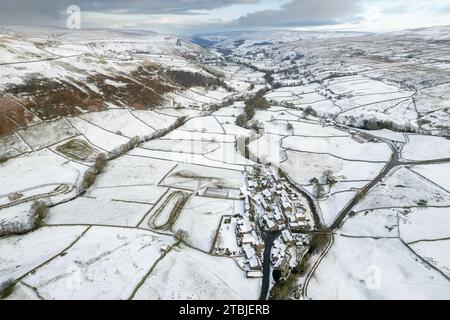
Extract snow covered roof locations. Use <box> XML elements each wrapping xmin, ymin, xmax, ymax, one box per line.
<box><xmin>242</xmin><ymin>233</ymin><xmax>255</xmax><ymax>244</ymax></box>
<box><xmin>262</xmin><ymin>189</ymin><xmax>272</xmax><ymax>198</ymax></box>
<box><xmin>243</xmin><ymin>244</ymin><xmax>256</xmax><ymax>259</ymax></box>
<box><xmin>282</xmin><ymin>201</ymin><xmax>292</xmax><ymax>209</ymax></box>
<box><xmin>249</xmin><ymin>256</ymin><xmax>260</xmax><ymax>269</ymax></box>
<box><xmin>263</xmin><ymin>216</ymin><xmax>276</xmax><ymax>228</ymax></box>
<box><xmin>281</xmin><ymin>230</ymin><xmax>294</xmax><ymax>243</ymax></box>
<box><xmin>238</xmin><ymin>219</ymin><xmax>253</xmax><ymax>233</ymax></box>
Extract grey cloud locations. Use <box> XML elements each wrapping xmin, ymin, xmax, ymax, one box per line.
<box><xmin>0</xmin><ymin>0</ymin><xmax>258</xmax><ymax>26</ymax></box>
<box><xmin>234</xmin><ymin>0</ymin><xmax>363</xmax><ymax>27</ymax></box>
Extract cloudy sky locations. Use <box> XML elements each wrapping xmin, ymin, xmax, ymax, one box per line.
<box><xmin>1</xmin><ymin>0</ymin><xmax>449</xmax><ymax>34</ymax></box>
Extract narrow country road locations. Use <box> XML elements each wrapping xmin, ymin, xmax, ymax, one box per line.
<box><xmin>329</xmin><ymin>152</ymin><xmax>400</xmax><ymax>230</ymax></box>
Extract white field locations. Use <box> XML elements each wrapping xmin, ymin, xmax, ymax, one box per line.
<box><xmin>131</xmin><ymin>110</ymin><xmax>178</xmax><ymax>130</ymax></box>
<box><xmin>303</xmin><ymin>180</ymin><xmax>368</xmax><ymax>196</ymax></box>
<box><xmin>163</xmin><ymin>130</ymin><xmax>236</xmax><ymax>143</ymax></box>
<box><xmin>0</xmin><ymin>148</ymin><xmax>89</xmax><ymax>202</ymax></box>
<box><xmin>174</xmin><ymin>196</ymin><xmax>240</xmax><ymax>252</ymax></box>
<box><xmin>248</xmin><ymin>133</ymin><xmax>286</xmax><ymax>165</ymax></box>
<box><xmin>291</xmin><ymin>92</ymin><xmax>328</xmax><ymax>105</ymax></box>
<box><xmin>215</xmin><ymin>115</ymin><xmax>236</xmax><ymax>125</ymax></box>
<box><xmin>265</xmin><ymin>84</ymin><xmax>320</xmax><ymax>98</ymax></box>
<box><xmin>302</xmin><ymin>100</ymin><xmax>342</xmax><ymax>116</ymax></box>
<box><xmin>308</xmin><ymin>236</ymin><xmax>450</xmax><ymax>300</ymax></box>
<box><xmin>337</xmin><ymin>99</ymin><xmax>418</xmax><ymax>130</ymax></box>
<box><xmin>415</xmin><ymin>83</ymin><xmax>450</xmax><ymax>113</ymax></box>
<box><xmin>319</xmin><ymin>191</ymin><xmax>358</xmax><ymax>227</ymax></box>
<box><xmin>170</xmin><ymin>89</ymin><xmax>222</xmax><ymax>105</ymax></box>
<box><xmin>133</xmin><ymin>245</ymin><xmax>260</xmax><ymax>300</ymax></box>
<box><xmin>93</xmin><ymin>154</ymin><xmax>177</xmax><ymax>187</ymax></box>
<box><xmin>66</xmin><ymin>116</ymin><xmax>130</xmax><ymax>152</ymax></box>
<box><xmin>21</xmin><ymin>226</ymin><xmax>176</xmax><ymax>300</ymax></box>
<box><xmin>399</xmin><ymin>207</ymin><xmax>450</xmax><ymax>243</ymax></box>
<box><xmin>281</xmin><ymin>150</ymin><xmax>386</xmax><ymax>185</ymax></box>
<box><xmin>0</xmin><ymin>226</ymin><xmax>88</xmax><ymax>283</ymax></box>
<box><xmin>411</xmin><ymin>163</ymin><xmax>450</xmax><ymax>192</ymax></box>
<box><xmin>221</xmin><ymin>122</ymin><xmax>253</xmax><ymax>136</ymax></box>
<box><xmin>328</xmin><ymin>78</ymin><xmax>403</xmax><ymax>96</ymax></box>
<box><xmin>141</xmin><ymin>138</ymin><xmax>219</xmax><ymax>155</ymax></box>
<box><xmin>335</xmin><ymin>91</ymin><xmax>414</xmax><ymax>112</ymax></box>
<box><xmin>340</xmin><ymin>208</ymin><xmax>399</xmax><ymax>238</ymax></box>
<box><xmin>358</xmin><ymin>128</ymin><xmax>406</xmax><ymax>143</ymax></box>
<box><xmin>266</xmin><ymin>88</ymin><xmax>316</xmax><ymax>102</ymax></box>
<box><xmin>355</xmin><ymin>168</ymin><xmax>450</xmax><ymax>211</ymax></box>
<box><xmin>291</xmin><ymin>121</ymin><xmax>349</xmax><ymax>137</ymax></box>
<box><xmin>168</xmin><ymin>92</ymin><xmax>208</xmax><ymax>109</ymax></box>
<box><xmin>180</xmin><ymin>116</ymin><xmax>225</xmax><ymax>134</ymax></box>
<box><xmin>204</xmin><ymin>142</ymin><xmax>253</xmax><ymax>166</ymax></box>
<box><xmin>160</xmin><ymin>162</ymin><xmax>245</xmax><ymax>191</ymax></box>
<box><xmin>212</xmin><ymin>106</ymin><xmax>241</xmax><ymax>117</ymax></box>
<box><xmin>262</xmin><ymin>120</ymin><xmax>292</xmax><ymax>136</ymax></box>
<box><xmin>128</xmin><ymin>146</ymin><xmax>245</xmax><ymax>171</ymax></box>
<box><xmin>155</xmin><ymin>106</ymin><xmax>203</xmax><ymax>119</ymax></box>
<box><xmin>0</xmin><ymin>132</ymin><xmax>32</xmax><ymax>158</ymax></box>
<box><xmin>17</xmin><ymin>118</ymin><xmax>78</xmax><ymax>151</ymax></box>
<box><xmin>282</xmin><ymin>135</ymin><xmax>392</xmax><ymax>162</ymax></box>
<box><xmin>79</xmin><ymin>110</ymin><xmax>155</xmax><ymax>138</ymax></box>
<box><xmin>45</xmin><ymin>197</ymin><xmax>151</xmax><ymax>227</ymax></box>
<box><xmin>269</xmin><ymin>112</ymin><xmax>299</xmax><ymax>122</ymax></box>
<box><xmin>0</xmin><ymin>36</ymin><xmax>53</xmax><ymax>63</ymax></box>
<box><xmin>402</xmin><ymin>135</ymin><xmax>450</xmax><ymax>161</ymax></box>
<box><xmin>86</xmin><ymin>185</ymin><xmax>167</xmax><ymax>204</ymax></box>
<box><xmin>410</xmin><ymin>240</ymin><xmax>450</xmax><ymax>277</ymax></box>
<box><xmin>326</xmin><ymin>180</ymin><xmax>369</xmax><ymax>194</ymax></box>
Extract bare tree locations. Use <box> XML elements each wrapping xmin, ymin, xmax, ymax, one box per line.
<box><xmin>174</xmin><ymin>229</ymin><xmax>189</xmax><ymax>242</ymax></box>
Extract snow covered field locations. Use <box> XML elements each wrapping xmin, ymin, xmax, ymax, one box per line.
<box><xmin>132</xmin><ymin>245</ymin><xmax>260</xmax><ymax>300</ymax></box>
<box><xmin>174</xmin><ymin>196</ymin><xmax>240</xmax><ymax>252</ymax></box>
<box><xmin>20</xmin><ymin>226</ymin><xmax>176</xmax><ymax>300</ymax></box>
<box><xmin>308</xmin><ymin>236</ymin><xmax>450</xmax><ymax>300</ymax></box>
<box><xmin>402</xmin><ymin>135</ymin><xmax>450</xmax><ymax>161</ymax></box>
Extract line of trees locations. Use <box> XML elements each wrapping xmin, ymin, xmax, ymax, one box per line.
<box><xmin>236</xmin><ymin>89</ymin><xmax>270</xmax><ymax>128</ymax></box>
<box><xmin>0</xmin><ymin>200</ymin><xmax>49</xmax><ymax>237</ymax></box>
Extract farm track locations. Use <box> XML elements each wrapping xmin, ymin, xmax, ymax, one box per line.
<box><xmin>0</xmin><ymin>183</ymin><xmax>73</xmax><ymax>210</ymax></box>
<box><xmin>148</xmin><ymin>191</ymin><xmax>191</xmax><ymax>231</ymax></box>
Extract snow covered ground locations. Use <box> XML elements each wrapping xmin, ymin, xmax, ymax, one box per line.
<box><xmin>132</xmin><ymin>245</ymin><xmax>260</xmax><ymax>300</ymax></box>
<box><xmin>402</xmin><ymin>135</ymin><xmax>450</xmax><ymax>161</ymax></box>
<box><xmin>174</xmin><ymin>196</ymin><xmax>240</xmax><ymax>252</ymax></box>
<box><xmin>20</xmin><ymin>226</ymin><xmax>176</xmax><ymax>300</ymax></box>
<box><xmin>309</xmin><ymin>236</ymin><xmax>450</xmax><ymax>300</ymax></box>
